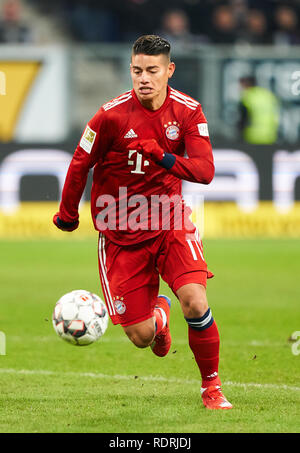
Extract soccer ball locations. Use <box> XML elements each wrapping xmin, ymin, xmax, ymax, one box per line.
<box><xmin>52</xmin><ymin>290</ymin><xmax>108</xmax><ymax>346</ymax></box>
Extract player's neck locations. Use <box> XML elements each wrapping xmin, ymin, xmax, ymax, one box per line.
<box><xmin>136</xmin><ymin>88</ymin><xmax>168</xmax><ymax>111</ymax></box>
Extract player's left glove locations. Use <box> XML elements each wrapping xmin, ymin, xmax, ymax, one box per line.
<box><xmin>53</xmin><ymin>213</ymin><xmax>79</xmax><ymax>232</ymax></box>
<box><xmin>129</xmin><ymin>139</ymin><xmax>164</xmax><ymax>163</ymax></box>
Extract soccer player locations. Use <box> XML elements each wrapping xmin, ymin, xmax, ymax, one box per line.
<box><xmin>53</xmin><ymin>35</ymin><xmax>232</xmax><ymax>410</ymax></box>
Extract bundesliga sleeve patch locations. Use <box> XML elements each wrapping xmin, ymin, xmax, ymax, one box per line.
<box><xmin>197</xmin><ymin>123</ymin><xmax>209</xmax><ymax>137</ymax></box>
<box><xmin>79</xmin><ymin>125</ymin><xmax>97</xmax><ymax>154</ymax></box>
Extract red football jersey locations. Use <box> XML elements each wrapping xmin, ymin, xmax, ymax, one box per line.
<box><xmin>59</xmin><ymin>86</ymin><xmax>214</xmax><ymax>245</ymax></box>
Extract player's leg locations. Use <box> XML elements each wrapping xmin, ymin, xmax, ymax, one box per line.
<box><xmin>176</xmin><ymin>281</ymin><xmax>219</xmax><ymax>388</ymax></box>
<box><xmin>158</xmin><ymin>228</ymin><xmax>232</xmax><ymax>409</ymax></box>
<box><xmin>122</xmin><ymin>294</ymin><xmax>171</xmax><ymax>355</ymax></box>
<box><xmin>176</xmin><ymin>282</ymin><xmax>232</xmax><ymax>409</ymax></box>
<box><xmin>175</xmin><ymin>280</ymin><xmax>222</xmax><ymax>391</ymax></box>
<box><xmin>150</xmin><ymin>294</ymin><xmax>171</xmax><ymax>357</ymax></box>
<box><xmin>123</xmin><ymin>317</ymin><xmax>156</xmax><ymax>348</ymax></box>
<box><xmin>98</xmin><ymin>233</ymin><xmax>170</xmax><ymax>353</ymax></box>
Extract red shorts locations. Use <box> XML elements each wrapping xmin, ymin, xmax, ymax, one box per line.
<box><xmin>97</xmin><ymin>229</ymin><xmax>213</xmax><ymax>327</ymax></box>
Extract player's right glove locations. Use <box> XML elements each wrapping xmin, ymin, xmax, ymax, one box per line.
<box><xmin>53</xmin><ymin>213</ymin><xmax>79</xmax><ymax>232</ymax></box>
<box><xmin>128</xmin><ymin>139</ymin><xmax>176</xmax><ymax>170</ymax></box>
<box><xmin>129</xmin><ymin>139</ymin><xmax>165</xmax><ymax>163</ymax></box>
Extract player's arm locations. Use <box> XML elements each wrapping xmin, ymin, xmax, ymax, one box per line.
<box><xmin>162</xmin><ymin>121</ymin><xmax>214</xmax><ymax>184</ymax></box>
<box><xmin>53</xmin><ymin>110</ymin><xmax>105</xmax><ymax>231</ymax></box>
<box><xmin>130</xmin><ymin>106</ymin><xmax>214</xmax><ymax>185</ymax></box>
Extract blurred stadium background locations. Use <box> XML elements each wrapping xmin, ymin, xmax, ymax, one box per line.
<box><xmin>1</xmin><ymin>0</ymin><xmax>300</xmax><ymax>238</ymax></box>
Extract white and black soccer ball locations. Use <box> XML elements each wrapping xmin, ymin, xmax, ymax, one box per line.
<box><xmin>52</xmin><ymin>290</ymin><xmax>108</xmax><ymax>346</ymax></box>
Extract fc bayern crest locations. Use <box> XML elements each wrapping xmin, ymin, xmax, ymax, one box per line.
<box><xmin>165</xmin><ymin>122</ymin><xmax>180</xmax><ymax>140</ymax></box>
<box><xmin>113</xmin><ymin>296</ymin><xmax>126</xmax><ymax>315</ymax></box>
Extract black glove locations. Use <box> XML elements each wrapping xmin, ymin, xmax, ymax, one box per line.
<box><xmin>53</xmin><ymin>213</ymin><xmax>79</xmax><ymax>232</ymax></box>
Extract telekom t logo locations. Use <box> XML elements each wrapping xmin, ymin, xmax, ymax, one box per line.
<box><xmin>0</xmin><ymin>71</ymin><xmax>6</xmax><ymax>95</ymax></box>
<box><xmin>0</xmin><ymin>331</ymin><xmax>6</xmax><ymax>355</ymax></box>
<box><xmin>128</xmin><ymin>150</ymin><xmax>149</xmax><ymax>174</ymax></box>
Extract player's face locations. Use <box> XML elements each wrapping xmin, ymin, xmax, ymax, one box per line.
<box><xmin>130</xmin><ymin>53</ymin><xmax>175</xmax><ymax>109</ymax></box>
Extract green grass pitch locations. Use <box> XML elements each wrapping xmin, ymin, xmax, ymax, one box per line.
<box><xmin>0</xmin><ymin>238</ymin><xmax>299</xmax><ymax>433</ymax></box>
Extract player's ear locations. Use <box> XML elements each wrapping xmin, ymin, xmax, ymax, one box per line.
<box><xmin>168</xmin><ymin>61</ymin><xmax>176</xmax><ymax>79</ymax></box>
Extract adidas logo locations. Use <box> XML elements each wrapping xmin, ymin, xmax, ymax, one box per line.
<box><xmin>207</xmin><ymin>372</ymin><xmax>218</xmax><ymax>379</ymax></box>
<box><xmin>124</xmin><ymin>129</ymin><xmax>138</xmax><ymax>138</ymax></box>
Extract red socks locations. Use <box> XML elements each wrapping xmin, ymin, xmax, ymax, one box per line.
<box><xmin>154</xmin><ymin>306</ymin><xmax>167</xmax><ymax>336</ymax></box>
<box><xmin>155</xmin><ymin>300</ymin><xmax>221</xmax><ymax>388</ymax></box>
<box><xmin>187</xmin><ymin>314</ymin><xmax>221</xmax><ymax>388</ymax></box>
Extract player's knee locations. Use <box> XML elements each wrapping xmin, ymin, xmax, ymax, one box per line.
<box><xmin>177</xmin><ymin>283</ymin><xmax>208</xmax><ymax>318</ymax></box>
<box><xmin>123</xmin><ymin>322</ymin><xmax>155</xmax><ymax>348</ymax></box>
<box><xmin>126</xmin><ymin>331</ymin><xmax>155</xmax><ymax>348</ymax></box>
